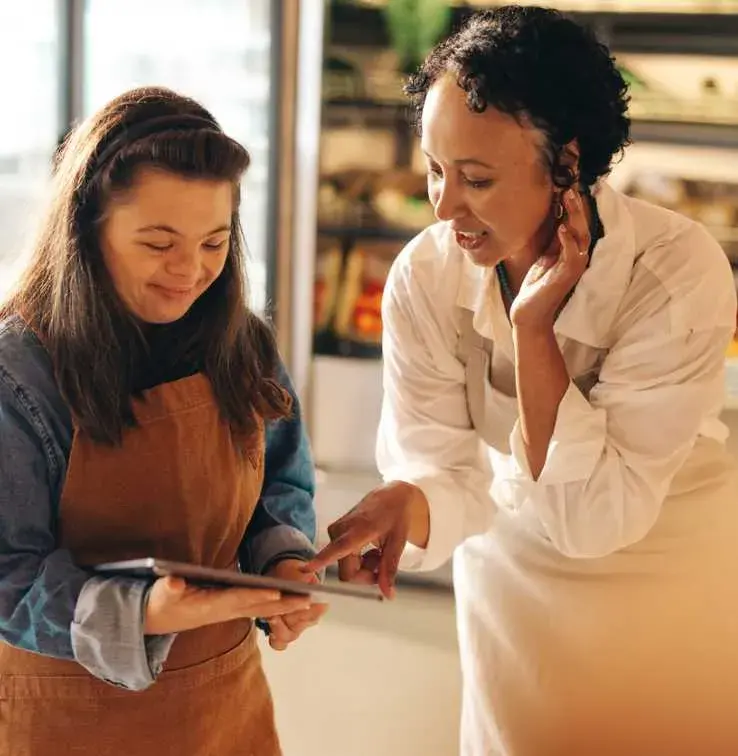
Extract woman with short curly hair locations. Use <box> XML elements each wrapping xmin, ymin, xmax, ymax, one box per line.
<box><xmin>311</xmin><ymin>6</ymin><xmax>738</xmax><ymax>754</ymax></box>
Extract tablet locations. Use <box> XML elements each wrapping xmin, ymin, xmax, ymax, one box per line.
<box><xmin>92</xmin><ymin>558</ymin><xmax>384</xmax><ymax>602</ymax></box>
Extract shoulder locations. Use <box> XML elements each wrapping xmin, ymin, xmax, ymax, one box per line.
<box><xmin>385</xmin><ymin>223</ymin><xmax>464</xmax><ymax>310</ymax></box>
<box><xmin>381</xmin><ymin>225</ymin><xmax>472</xmax><ymax>366</ymax></box>
<box><xmin>623</xmin><ymin>195</ymin><xmax>736</xmax><ymax>331</ymax></box>
<box><xmin>0</xmin><ymin>317</ymin><xmax>57</xmax><ymax>399</ymax></box>
<box><xmin>0</xmin><ymin>317</ymin><xmax>72</xmax><ymax>458</ymax></box>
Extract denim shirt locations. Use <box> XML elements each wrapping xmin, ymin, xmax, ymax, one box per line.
<box><xmin>0</xmin><ymin>317</ymin><xmax>317</xmax><ymax>690</ymax></box>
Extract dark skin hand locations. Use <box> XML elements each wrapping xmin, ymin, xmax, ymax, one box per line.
<box><xmin>304</xmin><ymin>481</ymin><xmax>430</xmax><ymax>600</ymax></box>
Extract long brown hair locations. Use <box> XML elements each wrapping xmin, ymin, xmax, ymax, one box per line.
<box><xmin>0</xmin><ymin>86</ymin><xmax>290</xmax><ymax>444</ymax></box>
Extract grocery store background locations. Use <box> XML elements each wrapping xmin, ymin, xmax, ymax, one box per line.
<box><xmin>2</xmin><ymin>2</ymin><xmax>738</xmax><ymax>754</ymax></box>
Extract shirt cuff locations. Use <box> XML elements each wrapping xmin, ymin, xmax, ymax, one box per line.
<box><xmin>509</xmin><ymin>381</ymin><xmax>607</xmax><ymax>486</ymax></box>
<box><xmin>242</xmin><ymin>524</ymin><xmax>317</xmax><ymax>576</ymax></box>
<box><xmin>391</xmin><ymin>475</ymin><xmax>466</xmax><ymax>573</ymax></box>
<box><xmin>71</xmin><ymin>576</ymin><xmax>176</xmax><ymax>691</ymax></box>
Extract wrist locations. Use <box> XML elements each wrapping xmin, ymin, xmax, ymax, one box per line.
<box><xmin>512</xmin><ymin>321</ymin><xmax>556</xmax><ymax>340</ymax></box>
<box><xmin>264</xmin><ymin>556</ymin><xmax>308</xmax><ymax>577</ymax></box>
<box><xmin>512</xmin><ymin>322</ymin><xmax>558</xmax><ymax>352</ymax></box>
<box><xmin>392</xmin><ymin>481</ymin><xmax>430</xmax><ymax>549</ymax></box>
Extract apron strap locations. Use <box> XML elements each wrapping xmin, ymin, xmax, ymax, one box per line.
<box><xmin>456</xmin><ymin>308</ymin><xmax>516</xmax><ymax>454</ymax></box>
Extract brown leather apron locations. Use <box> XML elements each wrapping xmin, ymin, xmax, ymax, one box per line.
<box><xmin>0</xmin><ymin>373</ymin><xmax>281</xmax><ymax>756</ymax></box>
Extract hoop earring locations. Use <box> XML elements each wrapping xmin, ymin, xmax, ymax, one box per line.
<box><xmin>554</xmin><ymin>196</ymin><xmax>565</xmax><ymax>221</ymax></box>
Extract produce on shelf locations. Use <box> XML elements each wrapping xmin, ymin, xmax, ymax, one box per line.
<box><xmin>313</xmin><ymin>240</ymin><xmax>344</xmax><ymax>332</ymax></box>
<box><xmin>334</xmin><ymin>242</ymin><xmax>396</xmax><ymax>345</ymax></box>
<box><xmin>318</xmin><ymin>168</ymin><xmax>434</xmax><ymax>230</ymax></box>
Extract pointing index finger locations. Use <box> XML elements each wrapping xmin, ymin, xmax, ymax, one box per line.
<box><xmin>304</xmin><ymin>529</ymin><xmax>376</xmax><ymax>573</ymax></box>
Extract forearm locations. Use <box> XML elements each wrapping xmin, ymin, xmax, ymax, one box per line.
<box><xmin>0</xmin><ymin>551</ymin><xmax>169</xmax><ymax>690</ymax></box>
<box><xmin>513</xmin><ymin>324</ymin><xmax>570</xmax><ymax>480</ymax></box>
<box><xmin>73</xmin><ymin>576</ymin><xmax>176</xmax><ymax>690</ymax></box>
<box><xmin>0</xmin><ymin>550</ymin><xmax>88</xmax><ymax>659</ymax></box>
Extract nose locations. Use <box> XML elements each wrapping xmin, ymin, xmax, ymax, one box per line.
<box><xmin>165</xmin><ymin>245</ymin><xmax>201</xmax><ymax>281</ymax></box>
<box><xmin>431</xmin><ymin>177</ymin><xmax>466</xmax><ymax>223</ymax></box>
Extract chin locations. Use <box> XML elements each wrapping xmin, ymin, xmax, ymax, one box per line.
<box><xmin>455</xmin><ymin>235</ymin><xmax>502</xmax><ymax>268</ymax></box>
<box><xmin>462</xmin><ymin>247</ymin><xmax>502</xmax><ymax>268</ymax></box>
<box><xmin>137</xmin><ymin>305</ymin><xmax>193</xmax><ymax>325</ymax></box>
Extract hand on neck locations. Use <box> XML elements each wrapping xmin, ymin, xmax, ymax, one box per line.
<box><xmin>499</xmin><ymin>186</ymin><xmax>594</xmax><ymax>298</ymax></box>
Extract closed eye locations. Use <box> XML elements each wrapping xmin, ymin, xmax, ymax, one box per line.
<box><xmin>203</xmin><ymin>239</ymin><xmax>228</xmax><ymax>251</ymax></box>
<box><xmin>142</xmin><ymin>242</ymin><xmax>172</xmax><ymax>252</ymax></box>
<box><xmin>462</xmin><ymin>176</ymin><xmax>494</xmax><ymax>190</ymax></box>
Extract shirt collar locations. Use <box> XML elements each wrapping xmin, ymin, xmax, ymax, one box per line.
<box><xmin>454</xmin><ymin>182</ymin><xmax>637</xmax><ymax>349</ymax></box>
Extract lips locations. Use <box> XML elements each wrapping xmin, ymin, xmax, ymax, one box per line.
<box><xmin>150</xmin><ymin>284</ymin><xmax>195</xmax><ymax>299</ymax></box>
<box><xmin>454</xmin><ymin>230</ymin><xmax>488</xmax><ymax>252</ymax></box>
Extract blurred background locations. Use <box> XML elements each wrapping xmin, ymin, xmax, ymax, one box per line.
<box><xmin>2</xmin><ymin>1</ymin><xmax>738</xmax><ymax>753</ymax></box>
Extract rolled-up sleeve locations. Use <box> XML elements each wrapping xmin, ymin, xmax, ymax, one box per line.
<box><xmin>239</xmin><ymin>360</ymin><xmax>318</xmax><ymax>576</ymax></box>
<box><xmin>507</xmin><ymin>276</ymin><xmax>736</xmax><ymax>558</ymax></box>
<box><xmin>509</xmin><ymin>381</ymin><xmax>606</xmax><ymax>485</ymax></box>
<box><xmin>376</xmin><ymin>256</ymin><xmax>495</xmax><ymax>572</ymax></box>
<box><xmin>0</xmin><ymin>367</ymin><xmax>172</xmax><ymax>691</ymax></box>
<box><xmin>72</xmin><ymin>578</ymin><xmax>176</xmax><ymax>690</ymax></box>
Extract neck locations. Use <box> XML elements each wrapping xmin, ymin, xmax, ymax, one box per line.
<box><xmin>501</xmin><ymin>187</ymin><xmax>594</xmax><ymax>297</ymax></box>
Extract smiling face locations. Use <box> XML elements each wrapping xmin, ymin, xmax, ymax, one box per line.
<box><xmin>100</xmin><ymin>167</ymin><xmax>233</xmax><ymax>324</ymax></box>
<box><xmin>422</xmin><ymin>74</ymin><xmax>560</xmax><ymax>269</ymax></box>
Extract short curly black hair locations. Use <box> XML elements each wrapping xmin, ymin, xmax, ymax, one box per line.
<box><xmin>405</xmin><ymin>5</ymin><xmax>631</xmax><ymax>188</ymax></box>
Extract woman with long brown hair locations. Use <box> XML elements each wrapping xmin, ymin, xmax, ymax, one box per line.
<box><xmin>0</xmin><ymin>86</ymin><xmax>323</xmax><ymax>755</ymax></box>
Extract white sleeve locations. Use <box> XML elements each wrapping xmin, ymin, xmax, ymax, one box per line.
<box><xmin>376</xmin><ymin>256</ymin><xmax>495</xmax><ymax>572</ymax></box>
<box><xmin>506</xmin><ymin>247</ymin><xmax>736</xmax><ymax>558</ymax></box>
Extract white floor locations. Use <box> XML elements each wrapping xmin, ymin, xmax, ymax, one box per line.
<box><xmin>260</xmin><ymin>583</ymin><xmax>462</xmax><ymax>756</ymax></box>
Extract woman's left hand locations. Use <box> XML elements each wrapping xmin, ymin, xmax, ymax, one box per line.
<box><xmin>263</xmin><ymin>559</ymin><xmax>328</xmax><ymax>651</ymax></box>
<box><xmin>510</xmin><ymin>188</ymin><xmax>591</xmax><ymax>329</ymax></box>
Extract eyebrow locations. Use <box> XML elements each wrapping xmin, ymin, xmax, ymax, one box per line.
<box><xmin>455</xmin><ymin>158</ymin><xmax>495</xmax><ymax>169</ymax></box>
<box><xmin>134</xmin><ymin>224</ymin><xmax>231</xmax><ymax>236</ymax></box>
<box><xmin>422</xmin><ymin>151</ymin><xmax>495</xmax><ymax>170</ymax></box>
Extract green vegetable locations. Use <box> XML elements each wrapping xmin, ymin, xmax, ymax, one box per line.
<box><xmin>383</xmin><ymin>0</ymin><xmax>452</xmax><ymax>73</ymax></box>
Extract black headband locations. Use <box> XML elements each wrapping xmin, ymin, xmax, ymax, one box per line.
<box><xmin>90</xmin><ymin>113</ymin><xmax>220</xmax><ymax>177</ymax></box>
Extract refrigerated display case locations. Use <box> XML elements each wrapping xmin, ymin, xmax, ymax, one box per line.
<box><xmin>301</xmin><ymin>0</ymin><xmax>738</xmax><ymax>449</ymax></box>
<box><xmin>288</xmin><ymin>1</ymin><xmax>738</xmax><ymax>584</ymax></box>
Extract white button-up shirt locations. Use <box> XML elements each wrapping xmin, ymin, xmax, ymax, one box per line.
<box><xmin>377</xmin><ymin>183</ymin><xmax>737</xmax><ymax>569</ymax></box>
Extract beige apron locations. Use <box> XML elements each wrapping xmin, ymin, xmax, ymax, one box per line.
<box><xmin>0</xmin><ymin>373</ymin><xmax>281</xmax><ymax>756</ymax></box>
<box><xmin>455</xmin><ymin>308</ymin><xmax>738</xmax><ymax>756</ymax></box>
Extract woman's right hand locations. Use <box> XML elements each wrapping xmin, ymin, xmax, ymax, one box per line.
<box><xmin>144</xmin><ymin>577</ymin><xmax>312</xmax><ymax>635</ymax></box>
<box><xmin>305</xmin><ymin>481</ymin><xmax>430</xmax><ymax>599</ymax></box>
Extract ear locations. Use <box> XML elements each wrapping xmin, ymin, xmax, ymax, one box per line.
<box><xmin>554</xmin><ymin>139</ymin><xmax>581</xmax><ymax>187</ymax></box>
